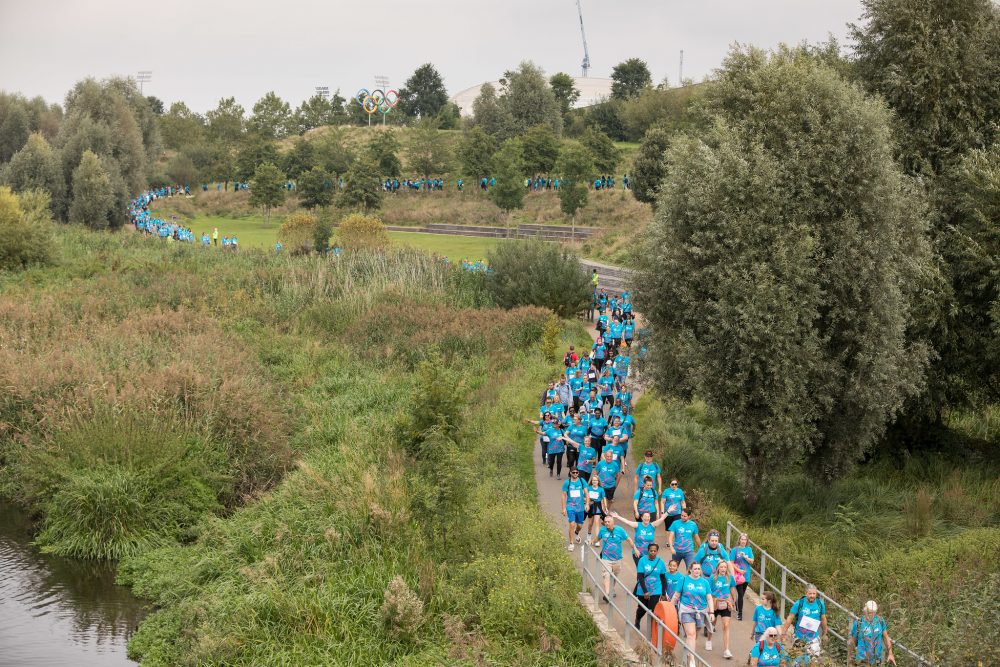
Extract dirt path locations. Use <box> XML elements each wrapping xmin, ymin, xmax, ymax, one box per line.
<box><xmin>534</xmin><ymin>315</ymin><xmax>758</xmax><ymax>666</ymax></box>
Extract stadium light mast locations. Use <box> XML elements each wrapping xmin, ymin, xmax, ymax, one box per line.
<box><xmin>137</xmin><ymin>70</ymin><xmax>152</xmax><ymax>94</ymax></box>
<box><xmin>374</xmin><ymin>75</ymin><xmax>390</xmax><ymax>125</ymax></box>
<box><xmin>576</xmin><ymin>0</ymin><xmax>591</xmax><ymax>77</ymax></box>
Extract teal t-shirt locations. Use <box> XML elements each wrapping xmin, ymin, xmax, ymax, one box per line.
<box><xmin>790</xmin><ymin>597</ymin><xmax>827</xmax><ymax>641</ymax></box>
<box><xmin>636</xmin><ymin>555</ymin><xmax>667</xmax><ymax>596</ymax></box>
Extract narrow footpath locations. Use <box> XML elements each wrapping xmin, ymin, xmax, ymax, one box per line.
<box><xmin>534</xmin><ymin>312</ymin><xmax>757</xmax><ymax>666</ymax></box>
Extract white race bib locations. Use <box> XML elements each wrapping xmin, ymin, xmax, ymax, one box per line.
<box><xmin>588</xmin><ymin>490</ymin><xmax>600</xmax><ymax>499</ymax></box>
<box><xmin>798</xmin><ymin>615</ymin><xmax>821</xmax><ymax>633</ymax></box>
<box><xmin>569</xmin><ymin>489</ymin><xmax>582</xmax><ymax>498</ymax></box>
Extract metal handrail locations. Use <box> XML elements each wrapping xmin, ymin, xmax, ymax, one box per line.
<box><xmin>725</xmin><ymin>521</ymin><xmax>932</xmax><ymax>666</ymax></box>
<box><xmin>580</xmin><ymin>543</ymin><xmax>712</xmax><ymax>667</ymax></box>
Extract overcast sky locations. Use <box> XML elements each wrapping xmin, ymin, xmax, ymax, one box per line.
<box><xmin>0</xmin><ymin>0</ymin><xmax>865</xmax><ymax>113</ymax></box>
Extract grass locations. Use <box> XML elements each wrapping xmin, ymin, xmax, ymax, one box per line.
<box><xmin>0</xmin><ymin>225</ymin><xmax>599</xmax><ymax>664</ymax></box>
<box><xmin>149</xmin><ymin>186</ymin><xmax>652</xmax><ymax>266</ymax></box>
<box><xmin>634</xmin><ymin>392</ymin><xmax>999</xmax><ymax>665</ymax></box>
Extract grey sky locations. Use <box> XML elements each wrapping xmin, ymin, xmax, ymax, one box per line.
<box><xmin>0</xmin><ymin>0</ymin><xmax>864</xmax><ymax>113</ymax></box>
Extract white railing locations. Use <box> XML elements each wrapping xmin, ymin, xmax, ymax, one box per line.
<box><xmin>725</xmin><ymin>521</ymin><xmax>932</xmax><ymax>666</ymax></box>
<box><xmin>580</xmin><ymin>544</ymin><xmax>712</xmax><ymax>666</ymax></box>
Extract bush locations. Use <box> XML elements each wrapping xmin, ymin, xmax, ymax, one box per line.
<box><xmin>0</xmin><ymin>187</ymin><xmax>54</xmax><ymax>270</ymax></box>
<box><xmin>484</xmin><ymin>240</ymin><xmax>591</xmax><ymax>317</ymax></box>
<box><xmin>277</xmin><ymin>211</ymin><xmax>316</xmax><ymax>254</ymax></box>
<box><xmin>380</xmin><ymin>575</ymin><xmax>424</xmax><ymax>639</ymax></box>
<box><xmin>337</xmin><ymin>212</ymin><xmax>389</xmax><ymax>250</ymax></box>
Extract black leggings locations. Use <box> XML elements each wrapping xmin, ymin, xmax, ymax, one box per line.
<box><xmin>547</xmin><ymin>451</ymin><xmax>564</xmax><ymax>476</ymax></box>
<box><xmin>635</xmin><ymin>594</ymin><xmax>661</xmax><ymax>628</ymax></box>
<box><xmin>735</xmin><ymin>582</ymin><xmax>749</xmax><ymax>616</ymax></box>
<box><xmin>566</xmin><ymin>447</ymin><xmax>579</xmax><ymax>471</ymax></box>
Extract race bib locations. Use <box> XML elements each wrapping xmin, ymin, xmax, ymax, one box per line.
<box><xmin>588</xmin><ymin>490</ymin><xmax>600</xmax><ymax>499</ymax></box>
<box><xmin>569</xmin><ymin>489</ymin><xmax>582</xmax><ymax>498</ymax></box>
<box><xmin>799</xmin><ymin>615</ymin><xmax>821</xmax><ymax>632</ymax></box>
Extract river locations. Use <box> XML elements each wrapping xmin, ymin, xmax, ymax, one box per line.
<box><xmin>0</xmin><ymin>500</ymin><xmax>147</xmax><ymax>667</ymax></box>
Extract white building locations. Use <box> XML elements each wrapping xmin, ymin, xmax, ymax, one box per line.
<box><xmin>449</xmin><ymin>76</ymin><xmax>614</xmax><ymax>117</ymax></box>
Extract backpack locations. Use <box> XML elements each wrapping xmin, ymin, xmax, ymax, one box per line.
<box><xmin>793</xmin><ymin>596</ymin><xmax>826</xmax><ymax>627</ymax></box>
<box><xmin>564</xmin><ymin>351</ymin><xmax>573</xmax><ymax>367</ymax></box>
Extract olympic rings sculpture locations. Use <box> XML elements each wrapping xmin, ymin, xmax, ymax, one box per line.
<box><xmin>355</xmin><ymin>87</ymin><xmax>399</xmax><ymax>116</ymax></box>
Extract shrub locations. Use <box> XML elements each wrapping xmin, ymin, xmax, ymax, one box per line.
<box><xmin>336</xmin><ymin>213</ymin><xmax>389</xmax><ymax>250</ymax></box>
<box><xmin>277</xmin><ymin>211</ymin><xmax>316</xmax><ymax>254</ymax></box>
<box><xmin>484</xmin><ymin>240</ymin><xmax>591</xmax><ymax>317</ymax></box>
<box><xmin>380</xmin><ymin>575</ymin><xmax>425</xmax><ymax>638</ymax></box>
<box><xmin>313</xmin><ymin>214</ymin><xmax>332</xmax><ymax>253</ymax></box>
<box><xmin>0</xmin><ymin>186</ymin><xmax>54</xmax><ymax>270</ymax></box>
<box><xmin>541</xmin><ymin>314</ymin><xmax>561</xmax><ymax>363</ymax></box>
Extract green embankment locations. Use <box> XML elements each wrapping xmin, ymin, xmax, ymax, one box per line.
<box><xmin>0</xmin><ymin>227</ymin><xmax>600</xmax><ymax>665</ymax></box>
<box><xmin>634</xmin><ymin>396</ymin><xmax>999</xmax><ymax>665</ymax></box>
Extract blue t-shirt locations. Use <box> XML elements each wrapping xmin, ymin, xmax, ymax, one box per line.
<box><xmin>694</xmin><ymin>543</ymin><xmax>729</xmax><ymax>577</ymax></box>
<box><xmin>590</xmin><ymin>416</ymin><xmax>608</xmax><ymax>437</ymax></box>
<box><xmin>709</xmin><ymin>574</ymin><xmax>736</xmax><ymax>601</ymax></box>
<box><xmin>586</xmin><ymin>484</ymin><xmax>606</xmax><ymax>507</ymax></box>
<box><xmin>633</xmin><ymin>487</ymin><xmax>658</xmax><ymax>514</ymax></box>
<box><xmin>790</xmin><ymin>597</ymin><xmax>827</xmax><ymax>641</ymax></box>
<box><xmin>678</xmin><ymin>575</ymin><xmax>712</xmax><ymax>611</ymax></box>
<box><xmin>661</xmin><ymin>488</ymin><xmax>686</xmax><ymax>516</ymax></box>
<box><xmin>634</xmin><ymin>522</ymin><xmax>656</xmax><ymax>556</ymax></box>
<box><xmin>562</xmin><ymin>478</ymin><xmax>586</xmax><ymax>512</ymax></box>
<box><xmin>753</xmin><ymin>605</ymin><xmax>783</xmax><ymax>640</ymax></box>
<box><xmin>669</xmin><ymin>519</ymin><xmax>698</xmax><ymax>554</ymax></box>
<box><xmin>750</xmin><ymin>641</ymin><xmax>786</xmax><ymax>667</ymax></box>
<box><xmin>733</xmin><ymin>545</ymin><xmax>754</xmax><ymax>582</ymax></box>
<box><xmin>577</xmin><ymin>444</ymin><xmax>598</xmax><ymax>473</ymax></box>
<box><xmin>567</xmin><ymin>423</ymin><xmax>588</xmax><ymax>447</ymax></box>
<box><xmin>664</xmin><ymin>571</ymin><xmax>685</xmax><ymax>600</ymax></box>
<box><xmin>544</xmin><ymin>425</ymin><xmax>565</xmax><ymax>454</ymax></box>
<box><xmin>850</xmin><ymin>616</ymin><xmax>888</xmax><ymax>663</ymax></box>
<box><xmin>635</xmin><ymin>461</ymin><xmax>660</xmax><ymax>486</ymax></box>
<box><xmin>605</xmin><ymin>444</ymin><xmax>626</xmax><ymax>465</ymax></box>
<box><xmin>596</xmin><ymin>459</ymin><xmax>620</xmax><ymax>489</ymax></box>
<box><xmin>598</xmin><ymin>376</ymin><xmax>614</xmax><ymax>396</ymax></box>
<box><xmin>593</xmin><ymin>343</ymin><xmax>607</xmax><ymax>359</ymax></box>
<box><xmin>636</xmin><ymin>556</ymin><xmax>667</xmax><ymax>596</ymax></box>
<box><xmin>598</xmin><ymin>525</ymin><xmax>630</xmax><ymax>561</ymax></box>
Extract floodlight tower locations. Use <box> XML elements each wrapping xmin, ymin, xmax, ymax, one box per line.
<box><xmin>576</xmin><ymin>0</ymin><xmax>590</xmax><ymax>77</ymax></box>
<box><xmin>315</xmin><ymin>86</ymin><xmax>330</xmax><ymax>99</ymax></box>
<box><xmin>137</xmin><ymin>70</ymin><xmax>152</xmax><ymax>94</ymax></box>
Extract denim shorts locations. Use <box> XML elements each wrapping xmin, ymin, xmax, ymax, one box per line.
<box><xmin>680</xmin><ymin>611</ymin><xmax>705</xmax><ymax>628</ymax></box>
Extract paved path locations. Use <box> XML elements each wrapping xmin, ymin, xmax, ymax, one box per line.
<box><xmin>533</xmin><ymin>321</ymin><xmax>758</xmax><ymax>666</ymax></box>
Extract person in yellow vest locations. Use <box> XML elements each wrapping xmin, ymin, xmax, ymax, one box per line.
<box><xmin>212</xmin><ymin>227</ymin><xmax>219</xmax><ymax>246</ymax></box>
<box><xmin>591</xmin><ymin>269</ymin><xmax>599</xmax><ymax>288</ymax></box>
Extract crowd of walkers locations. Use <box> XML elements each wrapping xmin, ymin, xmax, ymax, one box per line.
<box><xmin>534</xmin><ymin>286</ymin><xmax>898</xmax><ymax>667</ymax></box>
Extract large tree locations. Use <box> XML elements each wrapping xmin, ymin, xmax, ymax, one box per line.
<box><xmin>635</xmin><ymin>47</ymin><xmax>936</xmax><ymax>507</ymax></box>
<box><xmin>68</xmin><ymin>150</ymin><xmax>114</xmax><ymax>229</ymax></box>
<box><xmin>556</xmin><ymin>144</ymin><xmax>594</xmax><ymax>220</ymax></box>
<box><xmin>159</xmin><ymin>102</ymin><xmax>205</xmax><ymax>151</ymax></box>
<box><xmin>398</xmin><ymin>64</ymin><xmax>449</xmax><ymax>118</ymax></box>
<box><xmin>249</xmin><ymin>161</ymin><xmax>286</xmax><ymax>222</ymax></box>
<box><xmin>458</xmin><ymin>127</ymin><xmax>497</xmax><ymax>179</ymax></box>
<box><xmin>340</xmin><ymin>158</ymin><xmax>382</xmax><ymax>212</ymax></box>
<box><xmin>852</xmin><ymin>0</ymin><xmax>1000</xmax><ymax>177</ymax></box>
<box><xmin>368</xmin><ymin>130</ymin><xmax>401</xmax><ymax>178</ymax></box>
<box><xmin>499</xmin><ymin>61</ymin><xmax>562</xmax><ymax>137</ymax></box>
<box><xmin>248</xmin><ymin>92</ymin><xmax>292</xmax><ymax>139</ymax></box>
<box><xmin>631</xmin><ymin>127</ymin><xmax>671</xmax><ymax>205</ymax></box>
<box><xmin>471</xmin><ymin>83</ymin><xmax>512</xmax><ymax>140</ymax></box>
<box><xmin>581</xmin><ymin>128</ymin><xmax>621</xmax><ymax>175</ymax></box>
<box><xmin>406</xmin><ymin>119</ymin><xmax>452</xmax><ymax>183</ymax></box>
<box><xmin>488</xmin><ymin>140</ymin><xmax>526</xmax><ymax>215</ymax></box>
<box><xmin>611</xmin><ymin>58</ymin><xmax>653</xmax><ymax>100</ymax></box>
<box><xmin>5</xmin><ymin>133</ymin><xmax>65</xmax><ymax>215</ymax></box>
<box><xmin>206</xmin><ymin>97</ymin><xmax>245</xmax><ymax>145</ymax></box>
<box><xmin>0</xmin><ymin>103</ymin><xmax>30</xmax><ymax>162</ymax></box>
<box><xmin>297</xmin><ymin>166</ymin><xmax>334</xmax><ymax>210</ymax></box>
<box><xmin>520</xmin><ymin>124</ymin><xmax>560</xmax><ymax>175</ymax></box>
<box><xmin>549</xmin><ymin>72</ymin><xmax>580</xmax><ymax>117</ymax></box>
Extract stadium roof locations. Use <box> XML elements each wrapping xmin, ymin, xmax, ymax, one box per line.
<box><xmin>450</xmin><ymin>76</ymin><xmax>614</xmax><ymax>117</ymax></box>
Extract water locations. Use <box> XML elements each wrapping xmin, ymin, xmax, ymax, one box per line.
<box><xmin>0</xmin><ymin>500</ymin><xmax>147</xmax><ymax>667</ymax></box>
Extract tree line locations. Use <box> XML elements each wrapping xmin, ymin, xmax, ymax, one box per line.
<box><xmin>634</xmin><ymin>0</ymin><xmax>1000</xmax><ymax>507</ymax></box>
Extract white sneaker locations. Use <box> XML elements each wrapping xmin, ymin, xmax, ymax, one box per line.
<box><xmin>705</xmin><ymin>640</ymin><xmax>713</xmax><ymax>651</ymax></box>
<box><xmin>575</xmin><ymin>534</ymin><xmax>582</xmax><ymax>544</ymax></box>
<box><xmin>567</xmin><ymin>543</ymin><xmax>574</xmax><ymax>551</ymax></box>
<box><xmin>723</xmin><ymin>649</ymin><xmax>733</xmax><ymax>659</ymax></box>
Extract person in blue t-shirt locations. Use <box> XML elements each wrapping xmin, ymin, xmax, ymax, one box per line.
<box><xmin>632</xmin><ymin>476</ymin><xmax>659</xmax><ymax>521</ymax></box>
<box><xmin>848</xmin><ymin>600</ymin><xmax>895</xmax><ymax>666</ymax></box>
<box><xmin>661</xmin><ymin>477</ymin><xmax>687</xmax><ymax>524</ymax></box>
<box><xmin>663</xmin><ymin>558</ymin><xmax>685</xmax><ymax>608</ymax></box>
<box><xmin>667</xmin><ymin>509</ymin><xmax>701</xmax><ymax>571</ymax></box>
<box><xmin>565</xmin><ymin>413</ymin><xmax>587</xmax><ymax>471</ymax></box>
<box><xmin>780</xmin><ymin>584</ymin><xmax>828</xmax><ymax>662</ymax></box>
<box><xmin>611</xmin><ymin>508</ymin><xmax>671</xmax><ymax>565</ymax></box>
<box><xmin>595</xmin><ymin>449</ymin><xmax>621</xmax><ymax>504</ymax></box>
<box><xmin>709</xmin><ymin>559</ymin><xmax>738</xmax><ymax>659</ymax></box>
<box><xmin>693</xmin><ymin>529</ymin><xmax>730</xmax><ymax>578</ymax></box>
<box><xmin>561</xmin><ymin>469</ymin><xmax>588</xmax><ymax>552</ymax></box>
<box><xmin>589</xmin><ymin>409</ymin><xmax>608</xmax><ymax>445</ymax></box>
<box><xmin>732</xmin><ymin>532</ymin><xmax>755</xmax><ymax>620</ymax></box>
<box><xmin>596</xmin><ymin>515</ymin><xmax>637</xmax><ymax>601</ymax></box>
<box><xmin>751</xmin><ymin>627</ymin><xmax>789</xmax><ymax>667</ymax></box>
<box><xmin>634</xmin><ymin>450</ymin><xmax>662</xmax><ymax>495</ymax></box>
<box><xmin>670</xmin><ymin>562</ymin><xmax>715</xmax><ymax>655</ymax></box>
<box><xmin>592</xmin><ymin>336</ymin><xmax>608</xmax><ymax>364</ymax></box>
<box><xmin>633</xmin><ymin>543</ymin><xmax>668</xmax><ymax>630</ymax></box>
<box><xmin>584</xmin><ymin>472</ymin><xmax>607</xmax><ymax>544</ymax></box>
<box><xmin>752</xmin><ymin>591</ymin><xmax>782</xmax><ymax>643</ymax></box>
<box><xmin>576</xmin><ymin>435</ymin><xmax>599</xmax><ymax>481</ymax></box>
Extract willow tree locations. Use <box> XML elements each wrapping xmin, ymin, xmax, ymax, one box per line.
<box><xmin>635</xmin><ymin>47</ymin><xmax>937</xmax><ymax>507</ymax></box>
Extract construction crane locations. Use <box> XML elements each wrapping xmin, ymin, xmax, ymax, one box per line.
<box><xmin>576</xmin><ymin>0</ymin><xmax>591</xmax><ymax>77</ymax></box>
